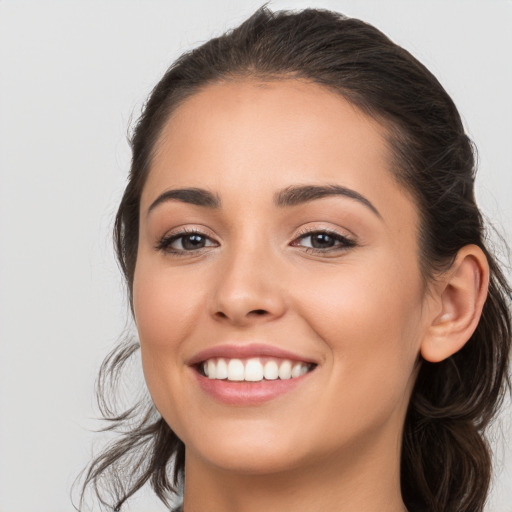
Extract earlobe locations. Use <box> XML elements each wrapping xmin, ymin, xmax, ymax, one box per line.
<box><xmin>420</xmin><ymin>245</ymin><xmax>489</xmax><ymax>363</ymax></box>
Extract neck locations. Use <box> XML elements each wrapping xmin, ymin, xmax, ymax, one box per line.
<box><xmin>182</xmin><ymin>431</ymin><xmax>408</xmax><ymax>512</ymax></box>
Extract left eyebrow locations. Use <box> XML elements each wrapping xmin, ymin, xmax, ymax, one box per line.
<box><xmin>274</xmin><ymin>184</ymin><xmax>382</xmax><ymax>219</ymax></box>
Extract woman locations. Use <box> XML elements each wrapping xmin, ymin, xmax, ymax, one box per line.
<box><xmin>78</xmin><ymin>6</ymin><xmax>511</xmax><ymax>512</ymax></box>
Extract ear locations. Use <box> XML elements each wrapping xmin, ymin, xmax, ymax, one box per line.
<box><xmin>421</xmin><ymin>245</ymin><xmax>490</xmax><ymax>363</ymax></box>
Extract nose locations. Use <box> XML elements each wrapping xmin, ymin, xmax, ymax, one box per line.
<box><xmin>209</xmin><ymin>242</ymin><xmax>287</xmax><ymax>327</ymax></box>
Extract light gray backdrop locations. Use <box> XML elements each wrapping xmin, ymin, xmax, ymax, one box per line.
<box><xmin>0</xmin><ymin>1</ymin><xmax>510</xmax><ymax>511</ymax></box>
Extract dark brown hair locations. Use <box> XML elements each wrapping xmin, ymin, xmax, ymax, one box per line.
<box><xmin>76</xmin><ymin>6</ymin><xmax>512</xmax><ymax>512</ymax></box>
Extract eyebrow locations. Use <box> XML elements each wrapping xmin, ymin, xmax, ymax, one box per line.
<box><xmin>274</xmin><ymin>184</ymin><xmax>381</xmax><ymax>218</ymax></box>
<box><xmin>148</xmin><ymin>187</ymin><xmax>221</xmax><ymax>214</ymax></box>
<box><xmin>147</xmin><ymin>184</ymin><xmax>381</xmax><ymax>218</ymax></box>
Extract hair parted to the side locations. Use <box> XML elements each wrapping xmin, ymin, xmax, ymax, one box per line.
<box><xmin>75</xmin><ymin>6</ymin><xmax>512</xmax><ymax>512</ymax></box>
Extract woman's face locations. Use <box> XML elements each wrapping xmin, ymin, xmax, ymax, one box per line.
<box><xmin>133</xmin><ymin>79</ymin><xmax>436</xmax><ymax>475</ymax></box>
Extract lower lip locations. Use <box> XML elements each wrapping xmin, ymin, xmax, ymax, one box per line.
<box><xmin>193</xmin><ymin>370</ymin><xmax>312</xmax><ymax>406</ymax></box>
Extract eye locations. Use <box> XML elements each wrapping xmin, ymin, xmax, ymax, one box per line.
<box><xmin>156</xmin><ymin>229</ymin><xmax>218</xmax><ymax>255</ymax></box>
<box><xmin>291</xmin><ymin>229</ymin><xmax>356</xmax><ymax>254</ymax></box>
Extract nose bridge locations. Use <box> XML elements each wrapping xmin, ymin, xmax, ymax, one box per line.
<box><xmin>210</xmin><ymin>227</ymin><xmax>286</xmax><ymax>324</ymax></box>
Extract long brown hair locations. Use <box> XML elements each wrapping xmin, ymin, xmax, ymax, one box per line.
<box><xmin>76</xmin><ymin>6</ymin><xmax>511</xmax><ymax>511</ymax></box>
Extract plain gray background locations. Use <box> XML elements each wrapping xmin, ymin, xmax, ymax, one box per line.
<box><xmin>0</xmin><ymin>1</ymin><xmax>511</xmax><ymax>511</ymax></box>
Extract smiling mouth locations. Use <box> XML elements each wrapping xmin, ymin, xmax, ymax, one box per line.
<box><xmin>197</xmin><ymin>357</ymin><xmax>317</xmax><ymax>382</ymax></box>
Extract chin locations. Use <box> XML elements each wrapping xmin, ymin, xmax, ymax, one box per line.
<box><xmin>197</xmin><ymin>447</ymin><xmax>307</xmax><ymax>476</ymax></box>
<box><xmin>183</xmin><ymin>421</ymin><xmax>310</xmax><ymax>475</ymax></box>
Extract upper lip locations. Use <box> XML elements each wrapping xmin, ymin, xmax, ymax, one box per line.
<box><xmin>187</xmin><ymin>343</ymin><xmax>318</xmax><ymax>366</ymax></box>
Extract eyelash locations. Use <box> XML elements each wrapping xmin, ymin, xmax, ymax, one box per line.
<box><xmin>155</xmin><ymin>227</ymin><xmax>356</xmax><ymax>257</ymax></box>
<box><xmin>155</xmin><ymin>228</ymin><xmax>216</xmax><ymax>256</ymax></box>
<box><xmin>292</xmin><ymin>228</ymin><xmax>356</xmax><ymax>254</ymax></box>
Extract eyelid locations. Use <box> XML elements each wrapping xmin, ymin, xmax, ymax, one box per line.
<box><xmin>293</xmin><ymin>224</ymin><xmax>356</xmax><ymax>243</ymax></box>
<box><xmin>290</xmin><ymin>226</ymin><xmax>357</xmax><ymax>253</ymax></box>
<box><xmin>155</xmin><ymin>224</ymin><xmax>357</xmax><ymax>256</ymax></box>
<box><xmin>293</xmin><ymin>224</ymin><xmax>354</xmax><ymax>239</ymax></box>
<box><xmin>155</xmin><ymin>226</ymin><xmax>219</xmax><ymax>254</ymax></box>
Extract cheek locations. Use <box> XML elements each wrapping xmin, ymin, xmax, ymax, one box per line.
<box><xmin>293</xmin><ymin>257</ymin><xmax>424</xmax><ymax>393</ymax></box>
<box><xmin>133</xmin><ymin>260</ymin><xmax>205</xmax><ymax>349</ymax></box>
<box><xmin>297</xmin><ymin>256</ymin><xmax>423</xmax><ymax>343</ymax></box>
<box><xmin>132</xmin><ymin>259</ymin><xmax>208</xmax><ymax>412</ymax></box>
<box><xmin>286</xmin><ymin>264</ymin><xmax>424</xmax><ymax>448</ymax></box>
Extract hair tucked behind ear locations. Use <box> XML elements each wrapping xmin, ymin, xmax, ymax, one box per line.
<box><xmin>401</xmin><ymin>261</ymin><xmax>511</xmax><ymax>510</ymax></box>
<box><xmin>75</xmin><ymin>6</ymin><xmax>511</xmax><ymax>511</ymax></box>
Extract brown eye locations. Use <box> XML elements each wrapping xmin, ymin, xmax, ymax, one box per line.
<box><xmin>156</xmin><ymin>230</ymin><xmax>218</xmax><ymax>255</ymax></box>
<box><xmin>309</xmin><ymin>233</ymin><xmax>336</xmax><ymax>249</ymax></box>
<box><xmin>292</xmin><ymin>230</ymin><xmax>356</xmax><ymax>253</ymax></box>
<box><xmin>180</xmin><ymin>234</ymin><xmax>208</xmax><ymax>250</ymax></box>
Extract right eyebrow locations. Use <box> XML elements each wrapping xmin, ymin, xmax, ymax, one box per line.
<box><xmin>147</xmin><ymin>187</ymin><xmax>221</xmax><ymax>215</ymax></box>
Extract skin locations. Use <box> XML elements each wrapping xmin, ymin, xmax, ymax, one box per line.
<box><xmin>132</xmin><ymin>79</ymin><xmax>489</xmax><ymax>512</ymax></box>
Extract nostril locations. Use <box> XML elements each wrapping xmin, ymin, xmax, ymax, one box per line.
<box><xmin>250</xmin><ymin>309</ymin><xmax>268</xmax><ymax>316</ymax></box>
<box><xmin>213</xmin><ymin>308</ymin><xmax>271</xmax><ymax>322</ymax></box>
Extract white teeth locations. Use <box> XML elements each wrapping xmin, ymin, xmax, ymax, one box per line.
<box><xmin>278</xmin><ymin>360</ymin><xmax>292</xmax><ymax>380</ymax></box>
<box><xmin>201</xmin><ymin>357</ymin><xmax>312</xmax><ymax>381</ymax></box>
<box><xmin>207</xmin><ymin>359</ymin><xmax>216</xmax><ymax>379</ymax></box>
<box><xmin>216</xmin><ymin>358</ymin><xmax>228</xmax><ymax>380</ymax></box>
<box><xmin>245</xmin><ymin>358</ymin><xmax>264</xmax><ymax>381</ymax></box>
<box><xmin>263</xmin><ymin>360</ymin><xmax>279</xmax><ymax>380</ymax></box>
<box><xmin>227</xmin><ymin>359</ymin><xmax>245</xmax><ymax>381</ymax></box>
<box><xmin>291</xmin><ymin>362</ymin><xmax>303</xmax><ymax>378</ymax></box>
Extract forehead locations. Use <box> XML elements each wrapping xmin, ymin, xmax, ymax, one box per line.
<box><xmin>142</xmin><ymin>79</ymin><xmax>416</xmax><ymax>228</ymax></box>
<box><xmin>154</xmin><ymin>79</ymin><xmax>390</xmax><ymax>169</ymax></box>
